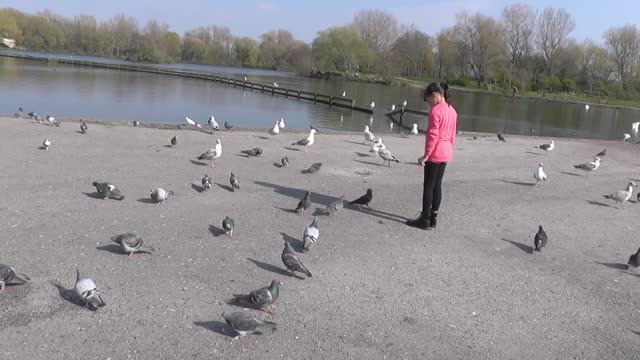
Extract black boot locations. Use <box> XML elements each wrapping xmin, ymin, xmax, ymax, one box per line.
<box><xmin>406</xmin><ymin>212</ymin><xmax>430</xmax><ymax>230</ymax></box>
<box><xmin>428</xmin><ymin>211</ymin><xmax>438</xmax><ymax>229</ymax></box>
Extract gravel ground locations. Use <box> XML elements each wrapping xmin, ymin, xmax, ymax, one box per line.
<box><xmin>0</xmin><ymin>117</ymin><xmax>639</xmax><ymax>360</ymax></box>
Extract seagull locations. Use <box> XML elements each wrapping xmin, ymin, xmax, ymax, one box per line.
<box><xmin>390</xmin><ymin>104</ymin><xmax>396</xmax><ymax>111</ymax></box>
<box><xmin>14</xmin><ymin>107</ymin><xmax>23</xmax><ymax>118</ymax></box>
<box><xmin>244</xmin><ymin>76</ymin><xmax>247</xmax><ymax>81</ymax></box>
<box><xmin>74</xmin><ymin>269</ymin><xmax>106</xmax><ymax>310</ymax></box>
<box><xmin>223</xmin><ymin>216</ymin><xmax>235</xmax><ymax>237</ymax></box>
<box><xmin>281</xmin><ymin>156</ymin><xmax>289</xmax><ymax>167</ymax></box>
<box><xmin>80</xmin><ymin>122</ymin><xmax>88</xmax><ymax>134</ymax></box>
<box><xmin>410</xmin><ymin>124</ymin><xmax>419</xmax><ymax>135</ymax></box>
<box><xmin>222</xmin><ymin>311</ymin><xmax>277</xmax><ymax>339</ymax></box>
<box><xmin>533</xmin><ymin>163</ymin><xmax>547</xmax><ymax>185</ymax></box>
<box><xmin>241</xmin><ymin>148</ymin><xmax>263</xmax><ymax>157</ymax></box>
<box><xmin>273</xmin><ymin>82</ymin><xmax>279</xmax><ymax>88</ymax></box>
<box><xmin>208</xmin><ymin>116</ymin><xmax>220</xmax><ymax>134</ymax></box>
<box><xmin>623</xmin><ymin>133</ymin><xmax>631</xmax><ymax>142</ymax></box>
<box><xmin>369</xmin><ymin>101</ymin><xmax>375</xmax><ymax>110</ymax></box>
<box><xmin>230</xmin><ymin>172</ymin><xmax>240</xmax><ymax>191</ymax></box>
<box><xmin>47</xmin><ymin>115</ymin><xmax>59</xmax><ymax>126</ymax></box>
<box><xmin>170</xmin><ymin>136</ymin><xmax>177</xmax><ymax>147</ymax></box>
<box><xmin>595</xmin><ymin>149</ymin><xmax>606</xmax><ymax>157</ymax></box>
<box><xmin>303</xmin><ymin>162</ymin><xmax>322</xmax><ymax>174</ymax></box>
<box><xmin>202</xmin><ymin>174</ymin><xmax>212</xmax><ymax>190</ymax></box>
<box><xmin>42</xmin><ymin>139</ymin><xmax>51</xmax><ymax>150</ymax></box>
<box><xmin>295</xmin><ymin>191</ymin><xmax>311</xmax><ymax>214</ymax></box>
<box><xmin>197</xmin><ymin>139</ymin><xmax>222</xmax><ymax>167</ymax></box>
<box><xmin>627</xmin><ymin>248</ymin><xmax>640</xmax><ymax>271</ymax></box>
<box><xmin>497</xmin><ymin>133</ymin><xmax>506</xmax><ymax>142</ymax></box>
<box><xmin>28</xmin><ymin>111</ymin><xmax>37</xmax><ymax>119</ymax></box>
<box><xmin>281</xmin><ymin>241</ymin><xmax>312</xmax><ymax>278</ymax></box>
<box><xmin>303</xmin><ymin>217</ymin><xmax>320</xmax><ymax>252</ymax></box>
<box><xmin>92</xmin><ymin>181</ymin><xmax>125</xmax><ymax>200</ymax></box>
<box><xmin>224</xmin><ymin>121</ymin><xmax>233</xmax><ymax>130</ymax></box>
<box><xmin>370</xmin><ymin>137</ymin><xmax>383</xmax><ymax>157</ymax></box>
<box><xmin>573</xmin><ymin>157</ymin><xmax>601</xmax><ymax>175</ymax></box>
<box><xmin>325</xmin><ymin>195</ymin><xmax>344</xmax><ymax>215</ymax></box>
<box><xmin>150</xmin><ymin>188</ymin><xmax>174</xmax><ymax>205</ymax></box>
<box><xmin>268</xmin><ymin>121</ymin><xmax>280</xmax><ymax>135</ymax></box>
<box><xmin>278</xmin><ymin>118</ymin><xmax>285</xmax><ymax>129</ymax></box>
<box><xmin>535</xmin><ymin>140</ymin><xmax>555</xmax><ymax>154</ymax></box>
<box><xmin>111</xmin><ymin>233</ymin><xmax>154</xmax><ymax>257</ymax></box>
<box><xmin>389</xmin><ymin>121</ymin><xmax>394</xmax><ymax>130</ymax></box>
<box><xmin>378</xmin><ymin>145</ymin><xmax>400</xmax><ymax>166</ymax></box>
<box><xmin>585</xmin><ymin>104</ymin><xmax>590</xmax><ymax>111</ymax></box>
<box><xmin>363</xmin><ymin>125</ymin><xmax>376</xmax><ymax>144</ymax></box>
<box><xmin>342</xmin><ymin>91</ymin><xmax>346</xmax><ymax>97</ymax></box>
<box><xmin>0</xmin><ymin>264</ymin><xmax>29</xmax><ymax>294</ymax></box>
<box><xmin>291</xmin><ymin>129</ymin><xmax>317</xmax><ymax>152</ymax></box>
<box><xmin>185</xmin><ymin>116</ymin><xmax>197</xmax><ymax>127</ymax></box>
<box><xmin>534</xmin><ymin>225</ymin><xmax>548</xmax><ymax>252</ymax></box>
<box><xmin>230</xmin><ymin>280</ymin><xmax>283</xmax><ymax>315</ymax></box>
<box><xmin>402</xmin><ymin>100</ymin><xmax>407</xmax><ymax>108</ymax></box>
<box><xmin>632</xmin><ymin>122</ymin><xmax>640</xmax><ymax>137</ymax></box>
<box><xmin>349</xmin><ymin>188</ymin><xmax>373</xmax><ymax>208</ymax></box>
<box><xmin>603</xmin><ymin>182</ymin><xmax>637</xmax><ymax>208</ymax></box>
<box><xmin>133</xmin><ymin>120</ymin><xmax>140</xmax><ymax>127</ymax></box>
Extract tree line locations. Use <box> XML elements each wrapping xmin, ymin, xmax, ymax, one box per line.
<box><xmin>1</xmin><ymin>6</ymin><xmax>639</xmax><ymax>99</ymax></box>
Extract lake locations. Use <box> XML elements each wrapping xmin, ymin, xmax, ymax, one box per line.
<box><xmin>1</xmin><ymin>52</ymin><xmax>638</xmax><ymax>140</ymax></box>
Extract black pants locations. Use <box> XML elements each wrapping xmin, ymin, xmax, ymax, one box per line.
<box><xmin>421</xmin><ymin>161</ymin><xmax>447</xmax><ymax>216</ymax></box>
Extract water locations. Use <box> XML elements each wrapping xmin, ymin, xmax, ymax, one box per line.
<box><xmin>1</xmin><ymin>53</ymin><xmax>639</xmax><ymax>140</ymax></box>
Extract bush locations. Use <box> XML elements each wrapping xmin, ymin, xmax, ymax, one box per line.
<box><xmin>595</xmin><ymin>80</ymin><xmax>608</xmax><ymax>96</ymax></box>
<box><xmin>550</xmin><ymin>75</ymin><xmax>562</xmax><ymax>91</ymax></box>
<box><xmin>448</xmin><ymin>77</ymin><xmax>470</xmax><ymax>87</ymax></box>
<box><xmin>562</xmin><ymin>79</ymin><xmax>577</xmax><ymax>92</ymax></box>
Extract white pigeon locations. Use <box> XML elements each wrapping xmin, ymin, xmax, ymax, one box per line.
<box><xmin>342</xmin><ymin>91</ymin><xmax>346</xmax><ymax>97</ymax></box>
<box><xmin>632</xmin><ymin>122</ymin><xmax>640</xmax><ymax>137</ymax></box>
<box><xmin>573</xmin><ymin>157</ymin><xmax>601</xmax><ymax>175</ymax></box>
<box><xmin>268</xmin><ymin>121</ymin><xmax>280</xmax><ymax>135</ymax></box>
<box><xmin>533</xmin><ymin>163</ymin><xmax>547</xmax><ymax>185</ymax></box>
<box><xmin>390</xmin><ymin>104</ymin><xmax>396</xmax><ymax>111</ymax></box>
<box><xmin>278</xmin><ymin>118</ymin><xmax>285</xmax><ymax>129</ymax></box>
<box><xmin>74</xmin><ymin>269</ymin><xmax>105</xmax><ymax>309</ymax></box>
<box><xmin>410</xmin><ymin>124</ymin><xmax>419</xmax><ymax>135</ymax></box>
<box><xmin>208</xmin><ymin>116</ymin><xmax>220</xmax><ymax>133</ymax></box>
<box><xmin>378</xmin><ymin>145</ymin><xmax>400</xmax><ymax>166</ymax></box>
<box><xmin>42</xmin><ymin>139</ymin><xmax>51</xmax><ymax>150</ymax></box>
<box><xmin>150</xmin><ymin>188</ymin><xmax>173</xmax><ymax>205</ymax></box>
<box><xmin>363</xmin><ymin>125</ymin><xmax>376</xmax><ymax>144</ymax></box>
<box><xmin>370</xmin><ymin>137</ymin><xmax>384</xmax><ymax>157</ymax></box>
<box><xmin>604</xmin><ymin>182</ymin><xmax>637</xmax><ymax>208</ymax></box>
<box><xmin>302</xmin><ymin>217</ymin><xmax>320</xmax><ymax>252</ymax></box>
<box><xmin>291</xmin><ymin>129</ymin><xmax>316</xmax><ymax>152</ymax></box>
<box><xmin>197</xmin><ymin>139</ymin><xmax>222</xmax><ymax>167</ymax></box>
<box><xmin>185</xmin><ymin>116</ymin><xmax>197</xmax><ymax>126</ymax></box>
<box><xmin>402</xmin><ymin>100</ymin><xmax>408</xmax><ymax>107</ymax></box>
<box><xmin>623</xmin><ymin>133</ymin><xmax>631</xmax><ymax>142</ymax></box>
<box><xmin>369</xmin><ymin>101</ymin><xmax>375</xmax><ymax>110</ymax></box>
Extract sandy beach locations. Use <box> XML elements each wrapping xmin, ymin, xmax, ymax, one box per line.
<box><xmin>0</xmin><ymin>116</ymin><xmax>639</xmax><ymax>359</ymax></box>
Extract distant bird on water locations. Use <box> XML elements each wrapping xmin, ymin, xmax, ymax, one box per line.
<box><xmin>281</xmin><ymin>241</ymin><xmax>312</xmax><ymax>278</ymax></box>
<box><xmin>292</xmin><ymin>129</ymin><xmax>317</xmax><ymax>152</ymax></box>
<box><xmin>197</xmin><ymin>139</ymin><xmax>222</xmax><ymax>167</ymax></box>
<box><xmin>534</xmin><ymin>225</ymin><xmax>548</xmax><ymax>252</ymax></box>
<box><xmin>170</xmin><ymin>136</ymin><xmax>177</xmax><ymax>147</ymax></box>
<box><xmin>295</xmin><ymin>191</ymin><xmax>311</xmax><ymax>214</ymax></box>
<box><xmin>273</xmin><ymin>82</ymin><xmax>279</xmax><ymax>88</ymax></box>
<box><xmin>533</xmin><ymin>163</ymin><xmax>547</xmax><ymax>185</ymax></box>
<box><xmin>349</xmin><ymin>188</ymin><xmax>373</xmax><ymax>208</ymax></box>
<box><xmin>80</xmin><ymin>122</ymin><xmax>88</xmax><ymax>134</ymax></box>
<box><xmin>268</xmin><ymin>121</ymin><xmax>280</xmax><ymax>135</ymax></box>
<box><xmin>42</xmin><ymin>139</ymin><xmax>51</xmax><ymax>150</ymax></box>
<box><xmin>208</xmin><ymin>116</ymin><xmax>220</xmax><ymax>133</ymax></box>
<box><xmin>497</xmin><ymin>133</ymin><xmax>506</xmax><ymax>142</ymax></box>
<box><xmin>585</xmin><ymin>104</ymin><xmax>590</xmax><ymax>111</ymax></box>
<box><xmin>604</xmin><ymin>182</ymin><xmax>637</xmax><ymax>208</ymax></box>
<box><xmin>111</xmin><ymin>233</ymin><xmax>154</xmax><ymax>258</ymax></box>
<box><xmin>0</xmin><ymin>264</ymin><xmax>29</xmax><ymax>294</ymax></box>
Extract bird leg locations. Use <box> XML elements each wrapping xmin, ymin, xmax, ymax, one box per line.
<box><xmin>0</xmin><ymin>285</ymin><xmax>5</xmax><ymax>294</ymax></box>
<box><xmin>262</xmin><ymin>306</ymin><xmax>277</xmax><ymax>315</ymax></box>
<box><xmin>210</xmin><ymin>160</ymin><xmax>215</xmax><ymax>168</ymax></box>
<box><xmin>128</xmin><ymin>252</ymin><xmax>134</xmax><ymax>259</ymax></box>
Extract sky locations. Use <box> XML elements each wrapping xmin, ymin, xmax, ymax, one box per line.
<box><xmin>5</xmin><ymin>0</ymin><xmax>640</xmax><ymax>43</ymax></box>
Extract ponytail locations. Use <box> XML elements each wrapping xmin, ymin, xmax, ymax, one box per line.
<box><xmin>439</xmin><ymin>82</ymin><xmax>451</xmax><ymax>106</ymax></box>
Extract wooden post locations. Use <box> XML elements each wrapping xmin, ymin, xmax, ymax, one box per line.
<box><xmin>297</xmin><ymin>91</ymin><xmax>301</xmax><ymax>99</ymax></box>
<box><xmin>314</xmin><ymin>93</ymin><xmax>317</xmax><ymax>104</ymax></box>
<box><xmin>329</xmin><ymin>96</ymin><xmax>333</xmax><ymax>107</ymax></box>
<box><xmin>285</xmin><ymin>89</ymin><xmax>289</xmax><ymax>98</ymax></box>
<box><xmin>271</xmin><ymin>86</ymin><xmax>275</xmax><ymax>96</ymax></box>
<box><xmin>399</xmin><ymin>109</ymin><xmax>405</xmax><ymax>127</ymax></box>
<box><xmin>351</xmin><ymin>99</ymin><xmax>354</xmax><ymax>109</ymax></box>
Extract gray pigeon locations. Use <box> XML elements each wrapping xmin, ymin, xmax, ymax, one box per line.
<box><xmin>0</xmin><ymin>264</ymin><xmax>29</xmax><ymax>294</ymax></box>
<box><xmin>222</xmin><ymin>311</ymin><xmax>277</xmax><ymax>339</ymax></box>
<box><xmin>111</xmin><ymin>233</ymin><xmax>154</xmax><ymax>257</ymax></box>
<box><xmin>14</xmin><ymin>107</ymin><xmax>23</xmax><ymax>118</ymax></box>
<box><xmin>150</xmin><ymin>188</ymin><xmax>174</xmax><ymax>204</ymax></box>
<box><xmin>241</xmin><ymin>148</ymin><xmax>263</xmax><ymax>157</ymax></box>
<box><xmin>497</xmin><ymin>133</ymin><xmax>506</xmax><ymax>142</ymax></box>
<box><xmin>223</xmin><ymin>216</ymin><xmax>235</xmax><ymax>237</ymax></box>
<box><xmin>230</xmin><ymin>172</ymin><xmax>240</xmax><ymax>191</ymax></box>
<box><xmin>281</xmin><ymin>156</ymin><xmax>289</xmax><ymax>167</ymax></box>
<box><xmin>92</xmin><ymin>181</ymin><xmax>125</xmax><ymax>200</ymax></box>
<box><xmin>133</xmin><ymin>120</ymin><xmax>140</xmax><ymax>127</ymax></box>
<box><xmin>628</xmin><ymin>248</ymin><xmax>640</xmax><ymax>271</ymax></box>
<box><xmin>74</xmin><ymin>269</ymin><xmax>106</xmax><ymax>309</ymax></box>
<box><xmin>170</xmin><ymin>136</ymin><xmax>177</xmax><ymax>147</ymax></box>
<box><xmin>302</xmin><ymin>217</ymin><xmax>320</xmax><ymax>252</ymax></box>
<box><xmin>224</xmin><ymin>121</ymin><xmax>233</xmax><ymax>130</ymax></box>
<box><xmin>534</xmin><ymin>225</ymin><xmax>547</xmax><ymax>252</ymax></box>
<box><xmin>295</xmin><ymin>191</ymin><xmax>311</xmax><ymax>214</ymax></box>
<box><xmin>326</xmin><ymin>195</ymin><xmax>344</xmax><ymax>215</ymax></box>
<box><xmin>303</xmin><ymin>162</ymin><xmax>322</xmax><ymax>174</ymax></box>
<box><xmin>80</xmin><ymin>122</ymin><xmax>88</xmax><ymax>134</ymax></box>
<box><xmin>202</xmin><ymin>174</ymin><xmax>212</xmax><ymax>190</ymax></box>
<box><xmin>282</xmin><ymin>241</ymin><xmax>312</xmax><ymax>277</ymax></box>
<box><xmin>230</xmin><ymin>280</ymin><xmax>282</xmax><ymax>314</ymax></box>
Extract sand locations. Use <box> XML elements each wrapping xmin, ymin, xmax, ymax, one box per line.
<box><xmin>0</xmin><ymin>116</ymin><xmax>639</xmax><ymax>359</ymax></box>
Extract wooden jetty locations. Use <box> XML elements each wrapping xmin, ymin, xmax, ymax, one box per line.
<box><xmin>385</xmin><ymin>107</ymin><xmax>429</xmax><ymax>130</ymax></box>
<box><xmin>0</xmin><ymin>52</ymin><xmax>374</xmax><ymax>114</ymax></box>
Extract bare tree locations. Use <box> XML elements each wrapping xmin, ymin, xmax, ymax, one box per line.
<box><xmin>536</xmin><ymin>7</ymin><xmax>575</xmax><ymax>74</ymax></box>
<box><xmin>352</xmin><ymin>9</ymin><xmax>398</xmax><ymax>54</ymax></box>
<box><xmin>582</xmin><ymin>41</ymin><xmax>612</xmax><ymax>84</ymax></box>
<box><xmin>501</xmin><ymin>4</ymin><xmax>536</xmax><ymax>71</ymax></box>
<box><xmin>391</xmin><ymin>26</ymin><xmax>434</xmax><ymax>77</ymax></box>
<box><xmin>605</xmin><ymin>24</ymin><xmax>640</xmax><ymax>95</ymax></box>
<box><xmin>436</xmin><ymin>28</ymin><xmax>460</xmax><ymax>79</ymax></box>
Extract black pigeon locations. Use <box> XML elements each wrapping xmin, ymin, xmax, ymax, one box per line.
<box><xmin>230</xmin><ymin>172</ymin><xmax>240</xmax><ymax>191</ymax></box>
<box><xmin>223</xmin><ymin>216</ymin><xmax>235</xmax><ymax>237</ymax></box>
<box><xmin>224</xmin><ymin>121</ymin><xmax>233</xmax><ymax>130</ymax></box>
<box><xmin>497</xmin><ymin>133</ymin><xmax>506</xmax><ymax>142</ymax></box>
<box><xmin>303</xmin><ymin>162</ymin><xmax>322</xmax><ymax>174</ymax></box>
<box><xmin>170</xmin><ymin>136</ymin><xmax>177</xmax><ymax>147</ymax></box>
<box><xmin>534</xmin><ymin>225</ymin><xmax>548</xmax><ymax>252</ymax></box>
<box><xmin>295</xmin><ymin>191</ymin><xmax>311</xmax><ymax>214</ymax></box>
<box><xmin>230</xmin><ymin>280</ymin><xmax>282</xmax><ymax>314</ymax></box>
<box><xmin>282</xmin><ymin>241</ymin><xmax>312</xmax><ymax>278</ymax></box>
<box><xmin>349</xmin><ymin>188</ymin><xmax>373</xmax><ymax>208</ymax></box>
<box><xmin>80</xmin><ymin>122</ymin><xmax>88</xmax><ymax>134</ymax></box>
<box><xmin>202</xmin><ymin>174</ymin><xmax>212</xmax><ymax>190</ymax></box>
<box><xmin>627</xmin><ymin>248</ymin><xmax>640</xmax><ymax>270</ymax></box>
<box><xmin>0</xmin><ymin>264</ymin><xmax>30</xmax><ymax>294</ymax></box>
<box><xmin>595</xmin><ymin>149</ymin><xmax>606</xmax><ymax>157</ymax></box>
<box><xmin>241</xmin><ymin>147</ymin><xmax>263</xmax><ymax>157</ymax></box>
<box><xmin>281</xmin><ymin>156</ymin><xmax>289</xmax><ymax>167</ymax></box>
<box><xmin>92</xmin><ymin>181</ymin><xmax>125</xmax><ymax>200</ymax></box>
<box><xmin>133</xmin><ymin>120</ymin><xmax>140</xmax><ymax>127</ymax></box>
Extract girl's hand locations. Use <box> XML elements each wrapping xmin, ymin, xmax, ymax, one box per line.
<box><xmin>418</xmin><ymin>156</ymin><xmax>428</xmax><ymax>166</ymax></box>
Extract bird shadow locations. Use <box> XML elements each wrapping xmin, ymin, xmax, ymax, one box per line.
<box><xmin>235</xmin><ymin>154</ymin><xmax>251</xmax><ymax>158</ymax></box>
<box><xmin>345</xmin><ymin>140</ymin><xmax>368</xmax><ymax>146</ymax></box>
<box><xmin>622</xmin><ymin>271</ymin><xmax>640</xmax><ymax>279</ymax></box>
<box><xmin>75</xmin><ymin>131</ymin><xmax>85</xmax><ymax>134</ymax></box>
<box><xmin>215</xmin><ymin>183</ymin><xmax>234</xmax><ymax>192</ymax></box>
<box><xmin>193</xmin><ymin>321</ymin><xmax>236</xmax><ymax>338</ymax></box>
<box><xmin>136</xmin><ymin>198</ymin><xmax>157</xmax><ymax>204</ymax></box>
<box><xmin>594</xmin><ymin>261</ymin><xmax>628</xmax><ymax>270</ymax></box>
<box><xmin>189</xmin><ymin>160</ymin><xmax>208</xmax><ymax>166</ymax></box>
<box><xmin>51</xmin><ymin>282</ymin><xmax>96</xmax><ymax>310</ymax></box>
<box><xmin>560</xmin><ymin>171</ymin><xmax>582</xmax><ymax>177</ymax></box>
<box><xmin>96</xmin><ymin>244</ymin><xmax>125</xmax><ymax>255</ymax></box>
<box><xmin>209</xmin><ymin>225</ymin><xmax>225</xmax><ymax>237</ymax></box>
<box><xmin>632</xmin><ymin>330</ymin><xmax>640</xmax><ymax>336</ymax></box>
<box><xmin>191</xmin><ymin>183</ymin><xmax>206</xmax><ymax>193</ymax></box>
<box><xmin>275</xmin><ymin>207</ymin><xmax>298</xmax><ymax>214</ymax></box>
<box><xmin>301</xmin><ymin>169</ymin><xmax>318</xmax><ymax>174</ymax></box>
<box><xmin>524</xmin><ymin>151</ymin><xmax>540</xmax><ymax>155</ymax></box>
<box><xmin>353</xmin><ymin>159</ymin><xmax>386</xmax><ymax>167</ymax></box>
<box><xmin>586</xmin><ymin>200</ymin><xmax>612</xmax><ymax>208</ymax></box>
<box><xmin>284</xmin><ymin>146</ymin><xmax>301</xmax><ymax>152</ymax></box>
<box><xmin>254</xmin><ymin>135</ymin><xmax>270</xmax><ymax>140</ymax></box>
<box><xmin>38</xmin><ymin>146</ymin><xmax>48</xmax><ymax>150</ymax></box>
<box><xmin>273</xmin><ymin>162</ymin><xmax>284</xmax><ymax>168</ymax></box>
<box><xmin>498</xmin><ymin>180</ymin><xmax>536</xmax><ymax>187</ymax></box>
<box><xmin>281</xmin><ymin>232</ymin><xmax>304</xmax><ymax>252</ymax></box>
<box><xmin>501</xmin><ymin>239</ymin><xmax>533</xmax><ymax>254</ymax></box>
<box><xmin>312</xmin><ymin>207</ymin><xmax>329</xmax><ymax>216</ymax></box>
<box><xmin>82</xmin><ymin>192</ymin><xmax>105</xmax><ymax>199</ymax></box>
<box><xmin>247</xmin><ymin>258</ymin><xmax>290</xmax><ymax>276</ymax></box>
<box><xmin>355</xmin><ymin>152</ymin><xmax>371</xmax><ymax>157</ymax></box>
<box><xmin>163</xmin><ymin>145</ymin><xmax>173</xmax><ymax>148</ymax></box>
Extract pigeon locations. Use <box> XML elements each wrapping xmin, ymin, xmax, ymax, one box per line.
<box><xmin>47</xmin><ymin>115</ymin><xmax>60</xmax><ymax>126</ymax></box>
<box><xmin>268</xmin><ymin>121</ymin><xmax>280</xmax><ymax>135</ymax></box>
<box><xmin>150</xmin><ymin>188</ymin><xmax>174</xmax><ymax>204</ymax></box>
<box><xmin>229</xmin><ymin>172</ymin><xmax>240</xmax><ymax>191</ymax></box>
<box><xmin>170</xmin><ymin>136</ymin><xmax>177</xmax><ymax>147</ymax></box>
<box><xmin>535</xmin><ymin>140</ymin><xmax>555</xmax><ymax>154</ymax></box>
<box><xmin>363</xmin><ymin>125</ymin><xmax>376</xmax><ymax>144</ymax></box>
<box><xmin>623</xmin><ymin>133</ymin><xmax>631</xmax><ymax>142</ymax></box>
<box><xmin>241</xmin><ymin>148</ymin><xmax>263</xmax><ymax>157</ymax></box>
<box><xmin>349</xmin><ymin>188</ymin><xmax>373</xmax><ymax>208</ymax></box>
<box><xmin>292</xmin><ymin>129</ymin><xmax>317</xmax><ymax>152</ymax></box>
<box><xmin>627</xmin><ymin>248</ymin><xmax>640</xmax><ymax>271</ymax></box>
<box><xmin>202</xmin><ymin>174</ymin><xmax>212</xmax><ymax>190</ymax></box>
<box><xmin>111</xmin><ymin>233</ymin><xmax>154</xmax><ymax>257</ymax></box>
<box><xmin>74</xmin><ymin>269</ymin><xmax>106</xmax><ymax>309</ymax></box>
<box><xmin>603</xmin><ymin>182</ymin><xmax>637</xmax><ymax>208</ymax></box>
<box><xmin>222</xmin><ymin>311</ymin><xmax>277</xmax><ymax>339</ymax></box>
<box><xmin>0</xmin><ymin>264</ymin><xmax>29</xmax><ymax>294</ymax></box>
<box><xmin>92</xmin><ymin>181</ymin><xmax>125</xmax><ymax>200</ymax></box>
<box><xmin>80</xmin><ymin>122</ymin><xmax>88</xmax><ymax>134</ymax></box>
<box><xmin>133</xmin><ymin>120</ymin><xmax>140</xmax><ymax>127</ymax></box>
<box><xmin>533</xmin><ymin>163</ymin><xmax>547</xmax><ymax>185</ymax></box>
<box><xmin>497</xmin><ymin>133</ymin><xmax>506</xmax><ymax>142</ymax></box>
<box><xmin>208</xmin><ymin>116</ymin><xmax>220</xmax><ymax>133</ymax></box>
<box><xmin>390</xmin><ymin>104</ymin><xmax>396</xmax><ymax>111</ymax></box>
<box><xmin>302</xmin><ymin>217</ymin><xmax>320</xmax><ymax>252</ymax></box>
<box><xmin>230</xmin><ymin>280</ymin><xmax>282</xmax><ymax>315</ymax></box>
<box><xmin>14</xmin><ymin>107</ymin><xmax>23</xmax><ymax>118</ymax></box>
<box><xmin>534</xmin><ymin>225</ymin><xmax>548</xmax><ymax>252</ymax></box>
<box><xmin>222</xmin><ymin>216</ymin><xmax>235</xmax><ymax>237</ymax></box>
<box><xmin>303</xmin><ymin>162</ymin><xmax>322</xmax><ymax>174</ymax></box>
<box><xmin>224</xmin><ymin>121</ymin><xmax>233</xmax><ymax>130</ymax></box>
<box><xmin>370</xmin><ymin>138</ymin><xmax>384</xmax><ymax>157</ymax></box>
<box><xmin>197</xmin><ymin>139</ymin><xmax>222</xmax><ymax>167</ymax></box>
<box><xmin>410</xmin><ymin>124</ymin><xmax>419</xmax><ymax>135</ymax></box>
<box><xmin>378</xmin><ymin>145</ymin><xmax>400</xmax><ymax>166</ymax></box>
<box><xmin>42</xmin><ymin>139</ymin><xmax>51</xmax><ymax>150</ymax></box>
<box><xmin>34</xmin><ymin>115</ymin><xmax>43</xmax><ymax>124</ymax></box>
<box><xmin>573</xmin><ymin>157</ymin><xmax>601</xmax><ymax>174</ymax></box>
<box><xmin>369</xmin><ymin>101</ymin><xmax>375</xmax><ymax>110</ymax></box>
<box><xmin>28</xmin><ymin>111</ymin><xmax>37</xmax><ymax>119</ymax></box>
<box><xmin>326</xmin><ymin>195</ymin><xmax>344</xmax><ymax>215</ymax></box>
<box><xmin>185</xmin><ymin>116</ymin><xmax>197</xmax><ymax>127</ymax></box>
<box><xmin>278</xmin><ymin>118</ymin><xmax>285</xmax><ymax>129</ymax></box>
<box><xmin>632</xmin><ymin>122</ymin><xmax>640</xmax><ymax>137</ymax></box>
<box><xmin>281</xmin><ymin>156</ymin><xmax>289</xmax><ymax>167</ymax></box>
<box><xmin>295</xmin><ymin>191</ymin><xmax>312</xmax><ymax>214</ymax></box>
<box><xmin>595</xmin><ymin>149</ymin><xmax>606</xmax><ymax>157</ymax></box>
<box><xmin>281</xmin><ymin>241</ymin><xmax>312</xmax><ymax>278</ymax></box>
<box><xmin>402</xmin><ymin>100</ymin><xmax>408</xmax><ymax>108</ymax></box>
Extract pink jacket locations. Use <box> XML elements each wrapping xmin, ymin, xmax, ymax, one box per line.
<box><xmin>424</xmin><ymin>101</ymin><xmax>457</xmax><ymax>163</ymax></box>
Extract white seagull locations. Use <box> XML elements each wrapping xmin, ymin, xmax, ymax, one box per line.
<box><xmin>369</xmin><ymin>101</ymin><xmax>375</xmax><ymax>110</ymax></box>
<box><xmin>402</xmin><ymin>100</ymin><xmax>407</xmax><ymax>108</ymax></box>
<box><xmin>197</xmin><ymin>139</ymin><xmax>222</xmax><ymax>167</ymax></box>
<box><xmin>604</xmin><ymin>182</ymin><xmax>637</xmax><ymax>208</ymax></box>
<box><xmin>585</xmin><ymin>104</ymin><xmax>590</xmax><ymax>111</ymax></box>
<box><xmin>278</xmin><ymin>118</ymin><xmax>286</xmax><ymax>129</ymax></box>
<box><xmin>390</xmin><ymin>104</ymin><xmax>396</xmax><ymax>111</ymax></box>
<box><xmin>292</xmin><ymin>129</ymin><xmax>317</xmax><ymax>152</ymax></box>
<box><xmin>342</xmin><ymin>91</ymin><xmax>346</xmax><ymax>97</ymax></box>
<box><xmin>363</xmin><ymin>125</ymin><xmax>376</xmax><ymax>144</ymax></box>
<box><xmin>573</xmin><ymin>157</ymin><xmax>601</xmax><ymax>176</ymax></box>
<box><xmin>410</xmin><ymin>123</ymin><xmax>419</xmax><ymax>135</ymax></box>
<box><xmin>208</xmin><ymin>116</ymin><xmax>220</xmax><ymax>133</ymax></box>
<box><xmin>623</xmin><ymin>133</ymin><xmax>631</xmax><ymax>142</ymax></box>
<box><xmin>369</xmin><ymin>137</ymin><xmax>383</xmax><ymax>157</ymax></box>
<box><xmin>533</xmin><ymin>163</ymin><xmax>547</xmax><ymax>185</ymax></box>
<box><xmin>185</xmin><ymin>116</ymin><xmax>197</xmax><ymax>127</ymax></box>
<box><xmin>273</xmin><ymin>82</ymin><xmax>279</xmax><ymax>88</ymax></box>
<box><xmin>535</xmin><ymin>140</ymin><xmax>554</xmax><ymax>155</ymax></box>
<box><xmin>632</xmin><ymin>122</ymin><xmax>640</xmax><ymax>137</ymax></box>
<box><xmin>268</xmin><ymin>121</ymin><xmax>280</xmax><ymax>135</ymax></box>
<box><xmin>378</xmin><ymin>144</ymin><xmax>400</xmax><ymax>166</ymax></box>
<box><xmin>42</xmin><ymin>139</ymin><xmax>51</xmax><ymax>150</ymax></box>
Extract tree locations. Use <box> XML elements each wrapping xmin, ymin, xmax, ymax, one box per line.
<box><xmin>312</xmin><ymin>26</ymin><xmax>371</xmax><ymax>72</ymax></box>
<box><xmin>107</xmin><ymin>14</ymin><xmax>138</xmax><ymax>57</ymax></box>
<box><xmin>536</xmin><ymin>7</ymin><xmax>575</xmax><ymax>74</ymax></box>
<box><xmin>164</xmin><ymin>31</ymin><xmax>181</xmax><ymax>60</ymax></box>
<box><xmin>455</xmin><ymin>12</ymin><xmax>506</xmax><ymax>86</ymax></box>
<box><xmin>352</xmin><ymin>9</ymin><xmax>398</xmax><ymax>54</ymax></box>
<box><xmin>391</xmin><ymin>27</ymin><xmax>435</xmax><ymax>77</ymax></box>
<box><xmin>501</xmin><ymin>4</ymin><xmax>536</xmax><ymax>71</ymax></box>
<box><xmin>435</xmin><ymin>28</ymin><xmax>460</xmax><ymax>79</ymax></box>
<box><xmin>605</xmin><ymin>24</ymin><xmax>640</xmax><ymax>95</ymax></box>
<box><xmin>234</xmin><ymin>37</ymin><xmax>259</xmax><ymax>67</ymax></box>
<box><xmin>0</xmin><ymin>10</ymin><xmax>19</xmax><ymax>39</ymax></box>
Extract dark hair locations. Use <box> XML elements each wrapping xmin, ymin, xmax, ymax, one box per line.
<box><xmin>425</xmin><ymin>82</ymin><xmax>451</xmax><ymax>106</ymax></box>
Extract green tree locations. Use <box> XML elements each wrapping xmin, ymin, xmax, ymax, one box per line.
<box><xmin>0</xmin><ymin>10</ymin><xmax>19</xmax><ymax>39</ymax></box>
<box><xmin>234</xmin><ymin>37</ymin><xmax>259</xmax><ymax>67</ymax></box>
<box><xmin>312</xmin><ymin>26</ymin><xmax>371</xmax><ymax>72</ymax></box>
<box><xmin>164</xmin><ymin>31</ymin><xmax>181</xmax><ymax>60</ymax></box>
